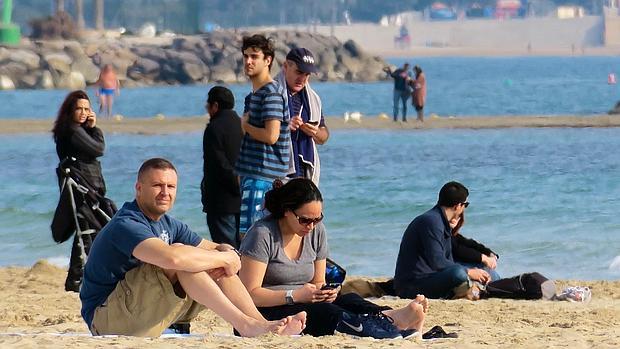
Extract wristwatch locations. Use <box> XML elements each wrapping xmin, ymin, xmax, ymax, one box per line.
<box><xmin>285</xmin><ymin>289</ymin><xmax>295</xmax><ymax>305</ymax></box>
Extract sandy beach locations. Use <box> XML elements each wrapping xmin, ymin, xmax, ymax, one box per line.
<box><xmin>0</xmin><ymin>261</ymin><xmax>618</xmax><ymax>348</ymax></box>
<box><xmin>2</xmin><ymin>114</ymin><xmax>620</xmax><ymax>135</ymax></box>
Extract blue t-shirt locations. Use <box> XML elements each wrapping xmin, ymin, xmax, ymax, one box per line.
<box><xmin>236</xmin><ymin>81</ymin><xmax>291</xmax><ymax>181</ymax></box>
<box><xmin>79</xmin><ymin>200</ymin><xmax>202</xmax><ymax>327</ymax></box>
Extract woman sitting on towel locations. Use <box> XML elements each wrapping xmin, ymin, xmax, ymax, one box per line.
<box><xmin>52</xmin><ymin>90</ymin><xmax>108</xmax><ymax>292</ymax></box>
<box><xmin>239</xmin><ymin>178</ymin><xmax>427</xmax><ymax>339</ymax></box>
<box><xmin>450</xmin><ymin>212</ymin><xmax>501</xmax><ymax>281</ymax></box>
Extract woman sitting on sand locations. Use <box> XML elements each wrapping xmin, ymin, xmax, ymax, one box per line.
<box><xmin>239</xmin><ymin>178</ymin><xmax>428</xmax><ymax>339</ymax></box>
<box><xmin>450</xmin><ymin>212</ymin><xmax>501</xmax><ymax>281</ymax></box>
<box><xmin>52</xmin><ymin>90</ymin><xmax>108</xmax><ymax>292</ymax></box>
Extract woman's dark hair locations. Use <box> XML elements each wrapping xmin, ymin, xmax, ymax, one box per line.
<box><xmin>264</xmin><ymin>178</ymin><xmax>323</xmax><ymax>219</ymax></box>
<box><xmin>414</xmin><ymin>65</ymin><xmax>423</xmax><ymax>77</ymax></box>
<box><xmin>452</xmin><ymin>212</ymin><xmax>465</xmax><ymax>236</ymax></box>
<box><xmin>52</xmin><ymin>90</ymin><xmax>90</xmax><ymax>142</ymax></box>
<box><xmin>242</xmin><ymin>34</ymin><xmax>275</xmax><ymax>70</ymax></box>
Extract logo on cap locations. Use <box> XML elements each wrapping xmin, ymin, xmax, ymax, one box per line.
<box><xmin>303</xmin><ymin>55</ymin><xmax>315</xmax><ymax>64</ymax></box>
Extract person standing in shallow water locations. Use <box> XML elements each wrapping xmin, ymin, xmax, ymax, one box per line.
<box><xmin>52</xmin><ymin>90</ymin><xmax>107</xmax><ymax>292</ymax></box>
<box><xmin>95</xmin><ymin>64</ymin><xmax>120</xmax><ymax>118</ymax></box>
<box><xmin>383</xmin><ymin>63</ymin><xmax>412</xmax><ymax>122</ymax></box>
<box><xmin>410</xmin><ymin>65</ymin><xmax>426</xmax><ymax>122</ymax></box>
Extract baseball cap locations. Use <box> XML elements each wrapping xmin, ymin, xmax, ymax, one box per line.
<box><xmin>286</xmin><ymin>48</ymin><xmax>318</xmax><ymax>74</ymax></box>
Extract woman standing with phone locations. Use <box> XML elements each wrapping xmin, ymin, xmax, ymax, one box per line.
<box><xmin>52</xmin><ymin>90</ymin><xmax>108</xmax><ymax>292</ymax></box>
<box><xmin>239</xmin><ymin>178</ymin><xmax>427</xmax><ymax>338</ymax></box>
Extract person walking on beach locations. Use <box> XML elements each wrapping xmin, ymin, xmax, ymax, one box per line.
<box><xmin>95</xmin><ymin>64</ymin><xmax>120</xmax><ymax>118</ymax></box>
<box><xmin>236</xmin><ymin>34</ymin><xmax>291</xmax><ymax>235</ymax></box>
<box><xmin>394</xmin><ymin>181</ymin><xmax>491</xmax><ymax>299</ymax></box>
<box><xmin>52</xmin><ymin>90</ymin><xmax>109</xmax><ymax>292</ymax></box>
<box><xmin>275</xmin><ymin>47</ymin><xmax>329</xmax><ymax>185</ymax></box>
<box><xmin>79</xmin><ymin>158</ymin><xmax>306</xmax><ymax>337</ymax></box>
<box><xmin>410</xmin><ymin>65</ymin><xmax>426</xmax><ymax>122</ymax></box>
<box><xmin>383</xmin><ymin>63</ymin><xmax>412</xmax><ymax>122</ymax></box>
<box><xmin>201</xmin><ymin>86</ymin><xmax>243</xmax><ymax>248</ymax></box>
<box><xmin>239</xmin><ymin>178</ymin><xmax>427</xmax><ymax>338</ymax></box>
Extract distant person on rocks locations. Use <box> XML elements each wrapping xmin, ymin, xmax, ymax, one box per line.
<box><xmin>239</xmin><ymin>178</ymin><xmax>427</xmax><ymax>338</ymax></box>
<box><xmin>383</xmin><ymin>63</ymin><xmax>412</xmax><ymax>122</ymax></box>
<box><xmin>236</xmin><ymin>34</ymin><xmax>291</xmax><ymax>235</ymax></box>
<box><xmin>410</xmin><ymin>65</ymin><xmax>426</xmax><ymax>122</ymax></box>
<box><xmin>275</xmin><ymin>47</ymin><xmax>329</xmax><ymax>185</ymax></box>
<box><xmin>52</xmin><ymin>90</ymin><xmax>108</xmax><ymax>292</ymax></box>
<box><xmin>95</xmin><ymin>64</ymin><xmax>120</xmax><ymax>118</ymax></box>
<box><xmin>394</xmin><ymin>181</ymin><xmax>491</xmax><ymax>299</ymax></box>
<box><xmin>450</xmin><ymin>212</ymin><xmax>501</xmax><ymax>282</ymax></box>
<box><xmin>80</xmin><ymin>158</ymin><xmax>305</xmax><ymax>337</ymax></box>
<box><xmin>201</xmin><ymin>86</ymin><xmax>243</xmax><ymax>248</ymax></box>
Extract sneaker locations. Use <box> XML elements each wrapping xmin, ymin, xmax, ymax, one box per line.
<box><xmin>400</xmin><ymin>328</ymin><xmax>419</xmax><ymax>339</ymax></box>
<box><xmin>167</xmin><ymin>322</ymin><xmax>190</xmax><ymax>334</ymax></box>
<box><xmin>335</xmin><ymin>312</ymin><xmax>402</xmax><ymax>339</ymax></box>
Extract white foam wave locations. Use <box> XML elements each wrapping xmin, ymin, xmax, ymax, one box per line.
<box><xmin>46</xmin><ymin>256</ymin><xmax>69</xmax><ymax>268</ymax></box>
<box><xmin>609</xmin><ymin>256</ymin><xmax>620</xmax><ymax>271</ymax></box>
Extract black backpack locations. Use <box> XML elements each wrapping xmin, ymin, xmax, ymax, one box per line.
<box><xmin>481</xmin><ymin>272</ymin><xmax>556</xmax><ymax>300</ymax></box>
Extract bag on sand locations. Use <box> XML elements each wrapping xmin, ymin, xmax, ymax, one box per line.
<box><xmin>481</xmin><ymin>272</ymin><xmax>556</xmax><ymax>300</ymax></box>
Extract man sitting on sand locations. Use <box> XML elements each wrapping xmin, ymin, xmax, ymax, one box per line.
<box><xmin>394</xmin><ymin>181</ymin><xmax>491</xmax><ymax>299</ymax></box>
<box><xmin>79</xmin><ymin>158</ymin><xmax>305</xmax><ymax>337</ymax></box>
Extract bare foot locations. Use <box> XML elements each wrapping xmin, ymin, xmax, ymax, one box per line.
<box><xmin>382</xmin><ymin>300</ymin><xmax>425</xmax><ymax>331</ymax></box>
<box><xmin>276</xmin><ymin>311</ymin><xmax>307</xmax><ymax>335</ymax></box>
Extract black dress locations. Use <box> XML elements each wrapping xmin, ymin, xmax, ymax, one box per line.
<box><xmin>55</xmin><ymin>123</ymin><xmax>106</xmax><ymax>292</ymax></box>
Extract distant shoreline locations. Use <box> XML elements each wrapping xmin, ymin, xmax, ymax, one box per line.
<box><xmin>2</xmin><ymin>114</ymin><xmax>620</xmax><ymax>135</ymax></box>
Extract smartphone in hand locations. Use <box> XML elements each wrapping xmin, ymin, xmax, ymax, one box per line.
<box><xmin>321</xmin><ymin>283</ymin><xmax>341</xmax><ymax>290</ymax></box>
<box><xmin>307</xmin><ymin>120</ymin><xmax>319</xmax><ymax>126</ymax></box>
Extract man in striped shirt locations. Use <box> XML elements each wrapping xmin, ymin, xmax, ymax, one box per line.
<box><xmin>236</xmin><ymin>34</ymin><xmax>291</xmax><ymax>234</ymax></box>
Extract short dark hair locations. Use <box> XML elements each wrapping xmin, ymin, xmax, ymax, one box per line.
<box><xmin>137</xmin><ymin>158</ymin><xmax>177</xmax><ymax>181</ymax></box>
<box><xmin>438</xmin><ymin>181</ymin><xmax>469</xmax><ymax>207</ymax></box>
<box><xmin>207</xmin><ymin>86</ymin><xmax>235</xmax><ymax>110</ymax></box>
<box><xmin>242</xmin><ymin>34</ymin><xmax>275</xmax><ymax>70</ymax></box>
<box><xmin>264</xmin><ymin>178</ymin><xmax>323</xmax><ymax>219</ymax></box>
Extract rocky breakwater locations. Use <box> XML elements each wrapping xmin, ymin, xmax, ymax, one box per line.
<box><xmin>0</xmin><ymin>31</ymin><xmax>388</xmax><ymax>90</ymax></box>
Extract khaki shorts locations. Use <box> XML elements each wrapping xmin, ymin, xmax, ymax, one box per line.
<box><xmin>91</xmin><ymin>264</ymin><xmax>204</xmax><ymax>337</ymax></box>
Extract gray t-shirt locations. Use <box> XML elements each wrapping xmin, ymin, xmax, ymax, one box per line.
<box><xmin>240</xmin><ymin>216</ymin><xmax>329</xmax><ymax>290</ymax></box>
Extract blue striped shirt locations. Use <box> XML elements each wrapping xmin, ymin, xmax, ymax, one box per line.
<box><xmin>236</xmin><ymin>81</ymin><xmax>291</xmax><ymax>181</ymax></box>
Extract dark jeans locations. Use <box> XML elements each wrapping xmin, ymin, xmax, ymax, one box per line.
<box><xmin>258</xmin><ymin>292</ymin><xmax>391</xmax><ymax>336</ymax></box>
<box><xmin>206</xmin><ymin>213</ymin><xmax>240</xmax><ymax>249</ymax></box>
<box><xmin>393</xmin><ymin>90</ymin><xmax>410</xmax><ymax>121</ymax></box>
<box><xmin>458</xmin><ymin>262</ymin><xmax>501</xmax><ymax>281</ymax></box>
<box><xmin>396</xmin><ymin>265</ymin><xmax>469</xmax><ymax>299</ymax></box>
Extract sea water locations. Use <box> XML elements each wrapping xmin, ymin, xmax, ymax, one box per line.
<box><xmin>1</xmin><ymin>128</ymin><xmax>619</xmax><ymax>280</ymax></box>
<box><xmin>1</xmin><ymin>56</ymin><xmax>620</xmax><ymax>118</ymax></box>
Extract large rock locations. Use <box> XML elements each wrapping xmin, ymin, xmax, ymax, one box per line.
<box><xmin>209</xmin><ymin>65</ymin><xmax>237</xmax><ymax>83</ymax></box>
<box><xmin>72</xmin><ymin>57</ymin><xmax>100</xmax><ymax>84</ymax></box>
<box><xmin>43</xmin><ymin>52</ymin><xmax>73</xmax><ymax>74</ymax></box>
<box><xmin>0</xmin><ymin>75</ymin><xmax>15</xmax><ymax>90</ymax></box>
<box><xmin>0</xmin><ymin>62</ymin><xmax>28</xmax><ymax>80</ymax></box>
<box><xmin>63</xmin><ymin>41</ymin><xmax>86</xmax><ymax>60</ymax></box>
<box><xmin>127</xmin><ymin>57</ymin><xmax>160</xmax><ymax>80</ymax></box>
<box><xmin>17</xmin><ymin>72</ymin><xmax>40</xmax><ymax>88</ymax></box>
<box><xmin>8</xmin><ymin>49</ymin><xmax>41</xmax><ymax>70</ymax></box>
<box><xmin>37</xmin><ymin>71</ymin><xmax>55</xmax><ymax>89</ymax></box>
<box><xmin>57</xmin><ymin>71</ymin><xmax>86</xmax><ymax>89</ymax></box>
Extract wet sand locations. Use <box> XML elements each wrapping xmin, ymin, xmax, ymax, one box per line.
<box><xmin>0</xmin><ymin>261</ymin><xmax>618</xmax><ymax>348</ymax></box>
<box><xmin>2</xmin><ymin>114</ymin><xmax>620</xmax><ymax>135</ymax></box>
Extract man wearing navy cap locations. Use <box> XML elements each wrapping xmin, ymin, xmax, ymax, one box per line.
<box><xmin>275</xmin><ymin>47</ymin><xmax>330</xmax><ymax>185</ymax></box>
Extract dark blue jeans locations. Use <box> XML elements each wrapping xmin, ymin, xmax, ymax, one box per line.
<box><xmin>206</xmin><ymin>213</ymin><xmax>240</xmax><ymax>248</ymax></box>
<box><xmin>396</xmin><ymin>265</ymin><xmax>469</xmax><ymax>299</ymax></box>
<box><xmin>393</xmin><ymin>90</ymin><xmax>410</xmax><ymax>121</ymax></box>
<box><xmin>458</xmin><ymin>262</ymin><xmax>501</xmax><ymax>282</ymax></box>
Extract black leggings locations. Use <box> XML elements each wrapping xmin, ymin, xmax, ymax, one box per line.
<box><xmin>258</xmin><ymin>292</ymin><xmax>391</xmax><ymax>336</ymax></box>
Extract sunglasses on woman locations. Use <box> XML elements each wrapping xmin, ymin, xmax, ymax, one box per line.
<box><xmin>292</xmin><ymin>210</ymin><xmax>324</xmax><ymax>226</ymax></box>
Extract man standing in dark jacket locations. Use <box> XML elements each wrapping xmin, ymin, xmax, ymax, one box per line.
<box><xmin>394</xmin><ymin>181</ymin><xmax>491</xmax><ymax>299</ymax></box>
<box><xmin>201</xmin><ymin>86</ymin><xmax>243</xmax><ymax>247</ymax></box>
